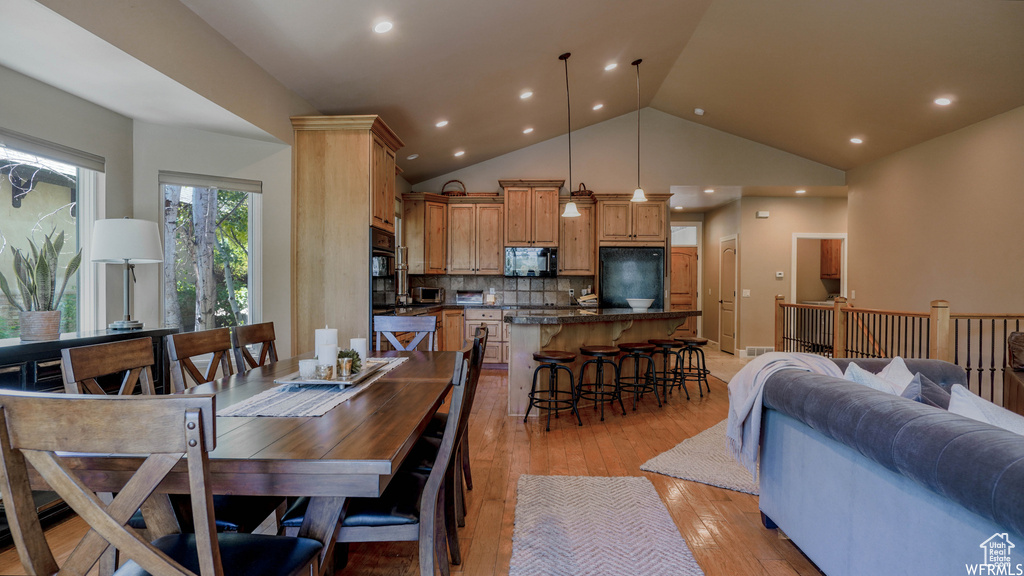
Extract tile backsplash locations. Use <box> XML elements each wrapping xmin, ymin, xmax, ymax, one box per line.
<box><xmin>409</xmin><ymin>275</ymin><xmax>593</xmax><ymax>306</ymax></box>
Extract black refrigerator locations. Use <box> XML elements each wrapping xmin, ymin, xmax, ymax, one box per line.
<box><xmin>598</xmin><ymin>247</ymin><xmax>665</xmax><ymax>309</ymax></box>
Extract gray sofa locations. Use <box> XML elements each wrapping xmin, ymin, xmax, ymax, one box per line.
<box><xmin>759</xmin><ymin>358</ymin><xmax>1024</xmax><ymax>576</ymax></box>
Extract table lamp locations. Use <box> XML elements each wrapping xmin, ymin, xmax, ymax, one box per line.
<box><xmin>91</xmin><ymin>218</ymin><xmax>163</xmax><ymax>330</ymax></box>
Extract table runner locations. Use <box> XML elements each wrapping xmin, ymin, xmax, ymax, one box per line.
<box><xmin>217</xmin><ymin>357</ymin><xmax>408</xmax><ymax>417</ymax></box>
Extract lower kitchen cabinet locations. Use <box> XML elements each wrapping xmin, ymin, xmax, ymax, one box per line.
<box><xmin>465</xmin><ymin>308</ymin><xmax>505</xmax><ymax>363</ymax></box>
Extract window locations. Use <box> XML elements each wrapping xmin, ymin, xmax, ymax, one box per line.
<box><xmin>0</xmin><ymin>132</ymin><xmax>103</xmax><ymax>339</ymax></box>
<box><xmin>160</xmin><ymin>171</ymin><xmax>262</xmax><ymax>332</ymax></box>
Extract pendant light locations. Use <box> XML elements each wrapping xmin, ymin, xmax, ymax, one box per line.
<box><xmin>560</xmin><ymin>52</ymin><xmax>581</xmax><ymax>218</ymax></box>
<box><xmin>630</xmin><ymin>58</ymin><xmax>647</xmax><ymax>202</ymax></box>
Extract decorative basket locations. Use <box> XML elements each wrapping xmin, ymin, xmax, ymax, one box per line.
<box><xmin>571</xmin><ymin>182</ymin><xmax>594</xmax><ymax>198</ymax></box>
<box><xmin>19</xmin><ymin>310</ymin><xmax>61</xmax><ymax>341</ymax></box>
<box><xmin>441</xmin><ymin>180</ymin><xmax>467</xmax><ymax>196</ymax></box>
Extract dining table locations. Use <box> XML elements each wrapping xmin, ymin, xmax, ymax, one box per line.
<box><xmin>26</xmin><ymin>349</ymin><xmax>458</xmax><ymax>574</ymax></box>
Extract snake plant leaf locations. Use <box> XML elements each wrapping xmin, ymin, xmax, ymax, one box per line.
<box><xmin>0</xmin><ymin>271</ymin><xmax>24</xmax><ymax>311</ymax></box>
<box><xmin>43</xmin><ymin>235</ymin><xmax>59</xmax><ymax>306</ymax></box>
<box><xmin>55</xmin><ymin>250</ymin><xmax>82</xmax><ymax>311</ymax></box>
<box><xmin>52</xmin><ymin>230</ymin><xmax>65</xmax><ymax>255</ymax></box>
<box><xmin>35</xmin><ymin>252</ymin><xmax>53</xmax><ymax>310</ymax></box>
<box><xmin>13</xmin><ymin>250</ymin><xmax>34</xmax><ymax>311</ymax></box>
<box><xmin>27</xmin><ymin>239</ymin><xmax>39</xmax><ymax>266</ymax></box>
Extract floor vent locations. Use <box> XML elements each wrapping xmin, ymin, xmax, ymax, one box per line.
<box><xmin>745</xmin><ymin>346</ymin><xmax>774</xmax><ymax>357</ymax></box>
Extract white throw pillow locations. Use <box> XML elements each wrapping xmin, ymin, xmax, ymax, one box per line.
<box><xmin>844</xmin><ymin>362</ymin><xmax>901</xmax><ymax>395</ymax></box>
<box><xmin>948</xmin><ymin>384</ymin><xmax>1024</xmax><ymax>436</ymax></box>
<box><xmin>877</xmin><ymin>357</ymin><xmax>915</xmax><ymax>394</ymax></box>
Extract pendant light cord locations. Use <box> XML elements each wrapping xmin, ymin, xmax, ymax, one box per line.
<box><xmin>633</xmin><ymin>58</ymin><xmax>642</xmax><ymax>190</ymax></box>
<box><xmin>560</xmin><ymin>52</ymin><xmax>572</xmax><ymax>192</ymax></box>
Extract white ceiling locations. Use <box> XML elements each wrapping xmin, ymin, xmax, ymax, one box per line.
<box><xmin>3</xmin><ymin>0</ymin><xmax>1024</xmax><ymax>208</ymax></box>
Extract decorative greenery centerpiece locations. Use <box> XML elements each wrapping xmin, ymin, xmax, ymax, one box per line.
<box><xmin>0</xmin><ymin>230</ymin><xmax>82</xmax><ymax>340</ymax></box>
<box><xmin>337</xmin><ymin>349</ymin><xmax>362</xmax><ymax>373</ymax></box>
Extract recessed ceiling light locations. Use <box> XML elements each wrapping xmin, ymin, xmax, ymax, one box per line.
<box><xmin>592</xmin><ymin>103</ymin><xmax>604</xmax><ymax>111</ymax></box>
<box><xmin>435</xmin><ymin>120</ymin><xmax>448</xmax><ymax>128</ymax></box>
<box><xmin>704</xmin><ymin>188</ymin><xmax>714</xmax><ymax>194</ymax></box>
<box><xmin>454</xmin><ymin>150</ymin><xmax>465</xmax><ymax>157</ymax></box>
<box><xmin>523</xmin><ymin>127</ymin><xmax>534</xmax><ymax>134</ymax></box>
<box><xmin>674</xmin><ymin>206</ymin><xmax>683</xmax><ymax>210</ymax></box>
<box><xmin>795</xmin><ymin>189</ymin><xmax>806</xmax><ymax>194</ymax></box>
<box><xmin>604</xmin><ymin>63</ymin><xmax>617</xmax><ymax>71</ymax></box>
<box><xmin>934</xmin><ymin>97</ymin><xmax>952</xmax><ymax>106</ymax></box>
<box><xmin>373</xmin><ymin>21</ymin><xmax>393</xmax><ymax>34</ymax></box>
<box><xmin>520</xmin><ymin>91</ymin><xmax>533</xmax><ymax>99</ymax></box>
<box><xmin>850</xmin><ymin>137</ymin><xmax>863</xmax><ymax>144</ymax></box>
<box><xmin>694</xmin><ymin>108</ymin><xmax>705</xmax><ymax>116</ymax></box>
<box><xmin>406</xmin><ymin>154</ymin><xmax>419</xmax><ymax>160</ymax></box>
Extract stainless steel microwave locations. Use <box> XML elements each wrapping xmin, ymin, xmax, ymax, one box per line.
<box><xmin>412</xmin><ymin>287</ymin><xmax>445</xmax><ymax>303</ymax></box>
<box><xmin>504</xmin><ymin>247</ymin><xmax>557</xmax><ymax>277</ymax></box>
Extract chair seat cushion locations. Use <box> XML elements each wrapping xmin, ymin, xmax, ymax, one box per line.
<box><xmin>280</xmin><ymin>471</ymin><xmax>429</xmax><ymax>530</ymax></box>
<box><xmin>133</xmin><ymin>495</ymin><xmax>283</xmax><ymax>533</ymax></box>
<box><xmin>113</xmin><ymin>532</ymin><xmax>322</xmax><ymax>576</ymax></box>
<box><xmin>424</xmin><ymin>411</ymin><xmax>448</xmax><ymax>439</ymax></box>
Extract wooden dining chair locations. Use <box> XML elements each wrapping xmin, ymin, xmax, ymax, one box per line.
<box><xmin>374</xmin><ymin>315</ymin><xmax>437</xmax><ymax>351</ymax></box>
<box><xmin>0</xmin><ymin>390</ymin><xmax>322</xmax><ymax>576</ymax></box>
<box><xmin>232</xmin><ymin>322</ymin><xmax>279</xmax><ymax>371</ymax></box>
<box><xmin>281</xmin><ymin>341</ymin><xmax>476</xmax><ymax>576</ymax></box>
<box><xmin>60</xmin><ymin>337</ymin><xmax>157</xmax><ymax>396</ymax></box>
<box><xmin>166</xmin><ymin>328</ymin><xmax>234</xmax><ymax>393</ymax></box>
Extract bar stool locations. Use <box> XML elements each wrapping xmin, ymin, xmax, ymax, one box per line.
<box><xmin>616</xmin><ymin>342</ymin><xmax>661</xmax><ymax>410</ymax></box>
<box><xmin>576</xmin><ymin>345</ymin><xmax>625</xmax><ymax>421</ymax></box>
<box><xmin>648</xmin><ymin>339</ymin><xmax>690</xmax><ymax>401</ymax></box>
<box><xmin>524</xmin><ymin>350</ymin><xmax>583</xmax><ymax>431</ymax></box>
<box><xmin>677</xmin><ymin>336</ymin><xmax>711</xmax><ymax>397</ymax></box>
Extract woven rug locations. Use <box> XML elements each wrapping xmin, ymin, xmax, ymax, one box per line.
<box><xmin>641</xmin><ymin>420</ymin><xmax>759</xmax><ymax>495</ymax></box>
<box><xmin>218</xmin><ymin>357</ymin><xmax>407</xmax><ymax>417</ymax></box>
<box><xmin>510</xmin><ymin>475</ymin><xmax>704</xmax><ymax>576</ymax></box>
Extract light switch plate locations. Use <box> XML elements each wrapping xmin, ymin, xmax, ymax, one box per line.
<box><xmin>742</xmin><ymin>289</ymin><xmax>751</xmax><ymax>297</ymax></box>
<box><xmin>775</xmin><ymin>271</ymin><xmax>784</xmax><ymax>278</ymax></box>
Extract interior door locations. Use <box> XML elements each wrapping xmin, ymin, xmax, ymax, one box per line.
<box><xmin>720</xmin><ymin>238</ymin><xmax>737</xmax><ymax>355</ymax></box>
<box><xmin>670</xmin><ymin>247</ymin><xmax>698</xmax><ymax>337</ymax></box>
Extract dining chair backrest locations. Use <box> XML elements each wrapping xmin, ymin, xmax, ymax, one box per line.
<box><xmin>166</xmin><ymin>328</ymin><xmax>234</xmax><ymax>393</ymax></box>
<box><xmin>232</xmin><ymin>322</ymin><xmax>279</xmax><ymax>371</ymax></box>
<box><xmin>60</xmin><ymin>337</ymin><xmax>157</xmax><ymax>396</ymax></box>
<box><xmin>373</xmin><ymin>315</ymin><xmax>437</xmax><ymax>351</ymax></box>
<box><xmin>0</xmin><ymin>390</ymin><xmax>219</xmax><ymax>576</ymax></box>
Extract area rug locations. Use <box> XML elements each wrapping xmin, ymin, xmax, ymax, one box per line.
<box><xmin>510</xmin><ymin>475</ymin><xmax>704</xmax><ymax>576</ymax></box>
<box><xmin>640</xmin><ymin>420</ymin><xmax>759</xmax><ymax>495</ymax></box>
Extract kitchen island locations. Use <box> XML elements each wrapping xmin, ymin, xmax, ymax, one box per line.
<box><xmin>504</xmin><ymin>308</ymin><xmax>701</xmax><ymax>416</ymax></box>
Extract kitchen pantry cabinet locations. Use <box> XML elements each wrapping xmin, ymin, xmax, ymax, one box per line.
<box><xmin>596</xmin><ymin>197</ymin><xmax>667</xmax><ymax>245</ymax></box>
<box><xmin>448</xmin><ymin>202</ymin><xmax>504</xmax><ymax>275</ymax></box>
<box><xmin>500</xmin><ymin>179</ymin><xmax>563</xmax><ymax>247</ymax></box>
<box><xmin>558</xmin><ymin>198</ymin><xmax>595</xmax><ymax>275</ymax></box>
<box><xmin>291</xmin><ymin>114</ymin><xmax>403</xmax><ymax>355</ymax></box>
<box><xmin>403</xmin><ymin>193</ymin><xmax>448</xmax><ymax>274</ymax></box>
<box><xmin>820</xmin><ymin>239</ymin><xmax>842</xmax><ymax>280</ymax></box>
<box><xmin>465</xmin><ymin>308</ymin><xmax>504</xmax><ymax>363</ymax></box>
<box><xmin>442</xmin><ymin>309</ymin><xmax>465</xmax><ymax>351</ymax></box>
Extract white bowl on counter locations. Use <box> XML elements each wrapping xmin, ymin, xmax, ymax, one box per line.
<box><xmin>626</xmin><ymin>298</ymin><xmax>654</xmax><ymax>312</ymax></box>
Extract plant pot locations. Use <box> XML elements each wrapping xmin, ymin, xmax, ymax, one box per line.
<box><xmin>19</xmin><ymin>310</ymin><xmax>61</xmax><ymax>341</ymax></box>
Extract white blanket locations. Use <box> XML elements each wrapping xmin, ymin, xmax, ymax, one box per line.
<box><xmin>726</xmin><ymin>352</ymin><xmax>842</xmax><ymax>479</ymax></box>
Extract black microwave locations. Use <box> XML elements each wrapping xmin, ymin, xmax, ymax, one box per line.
<box><xmin>504</xmin><ymin>247</ymin><xmax>557</xmax><ymax>277</ymax></box>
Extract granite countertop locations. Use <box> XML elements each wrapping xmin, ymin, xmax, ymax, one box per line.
<box><xmin>503</xmin><ymin>308</ymin><xmax>701</xmax><ymax>325</ymax></box>
<box><xmin>393</xmin><ymin>304</ymin><xmax>583</xmax><ymax>316</ymax></box>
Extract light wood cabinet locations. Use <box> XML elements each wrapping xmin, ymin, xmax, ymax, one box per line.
<box><xmin>500</xmin><ymin>179</ymin><xmax>563</xmax><ymax>247</ymax></box>
<box><xmin>465</xmin><ymin>308</ymin><xmax>505</xmax><ymax>363</ymax></box>
<box><xmin>558</xmin><ymin>198</ymin><xmax>595</xmax><ymax>275</ymax></box>
<box><xmin>442</xmin><ymin>309</ymin><xmax>465</xmax><ymax>351</ymax></box>
<box><xmin>447</xmin><ymin>202</ymin><xmax>504</xmax><ymax>275</ymax></box>
<box><xmin>596</xmin><ymin>194</ymin><xmax>668</xmax><ymax>246</ymax></box>
<box><xmin>403</xmin><ymin>193</ymin><xmax>447</xmax><ymax>274</ymax></box>
<box><xmin>820</xmin><ymin>239</ymin><xmax>842</xmax><ymax>279</ymax></box>
<box><xmin>290</xmin><ymin>115</ymin><xmax>403</xmax><ymax>355</ymax></box>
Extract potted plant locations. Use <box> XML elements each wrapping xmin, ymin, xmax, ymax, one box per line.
<box><xmin>0</xmin><ymin>230</ymin><xmax>82</xmax><ymax>341</ymax></box>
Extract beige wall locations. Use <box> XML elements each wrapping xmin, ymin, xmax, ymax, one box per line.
<box><xmin>847</xmin><ymin>105</ymin><xmax>1024</xmax><ymax>314</ymax></box>
<box><xmin>795</xmin><ymin>239</ymin><xmax>828</xmax><ymax>302</ymax></box>
<box><xmin>414</xmin><ymin>108</ymin><xmax>844</xmax><ymax>193</ymax></box>
<box><xmin>702</xmin><ymin>201</ymin><xmax>740</xmax><ymax>346</ymax></box>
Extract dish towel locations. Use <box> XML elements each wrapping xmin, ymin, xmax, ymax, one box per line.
<box><xmin>726</xmin><ymin>352</ymin><xmax>841</xmax><ymax>479</ymax></box>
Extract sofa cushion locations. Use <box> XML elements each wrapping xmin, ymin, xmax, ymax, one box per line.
<box><xmin>1010</xmin><ymin>332</ymin><xmax>1024</xmax><ymax>371</ymax></box>
<box><xmin>877</xmin><ymin>357</ymin><xmax>916</xmax><ymax>392</ymax></box>
<box><xmin>844</xmin><ymin>362</ymin><xmax>902</xmax><ymax>395</ymax></box>
<box><xmin>900</xmin><ymin>372</ymin><xmax>951</xmax><ymax>410</ymax></box>
<box><xmin>948</xmin><ymin>384</ymin><xmax>1024</xmax><ymax>435</ymax></box>
<box><xmin>831</xmin><ymin>358</ymin><xmax>965</xmax><ymax>391</ymax></box>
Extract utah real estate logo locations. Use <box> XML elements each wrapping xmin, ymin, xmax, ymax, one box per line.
<box><xmin>967</xmin><ymin>533</ymin><xmax>1023</xmax><ymax>575</ymax></box>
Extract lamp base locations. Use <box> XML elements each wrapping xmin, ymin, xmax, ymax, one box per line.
<box><xmin>108</xmin><ymin>320</ymin><xmax>144</xmax><ymax>331</ymax></box>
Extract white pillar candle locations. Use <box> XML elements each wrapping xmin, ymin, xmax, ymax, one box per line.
<box><xmin>317</xmin><ymin>344</ymin><xmax>338</xmax><ymax>365</ymax></box>
<box><xmin>314</xmin><ymin>327</ymin><xmax>338</xmax><ymax>351</ymax></box>
<box><xmin>350</xmin><ymin>338</ymin><xmax>367</xmax><ymax>363</ymax></box>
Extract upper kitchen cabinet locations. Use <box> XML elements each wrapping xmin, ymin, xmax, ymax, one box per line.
<box><xmin>558</xmin><ymin>198</ymin><xmax>595</xmax><ymax>275</ymax></box>
<box><xmin>290</xmin><ymin>115</ymin><xmax>404</xmax><ymax>355</ymax></box>
<box><xmin>403</xmin><ymin>193</ymin><xmax>448</xmax><ymax>274</ymax></box>
<box><xmin>820</xmin><ymin>238</ymin><xmax>842</xmax><ymax>280</ymax></box>
<box><xmin>596</xmin><ymin>194</ymin><xmax>669</xmax><ymax>246</ymax></box>
<box><xmin>500</xmin><ymin>179</ymin><xmax>563</xmax><ymax>247</ymax></box>
<box><xmin>448</xmin><ymin>200</ymin><xmax>504</xmax><ymax>275</ymax></box>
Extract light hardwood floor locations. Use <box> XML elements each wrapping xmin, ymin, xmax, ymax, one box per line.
<box><xmin>0</xmin><ymin>361</ymin><xmax>822</xmax><ymax>576</ymax></box>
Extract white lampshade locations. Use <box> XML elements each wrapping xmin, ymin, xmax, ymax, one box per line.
<box><xmin>561</xmin><ymin>201</ymin><xmax>581</xmax><ymax>218</ymax></box>
<box><xmin>91</xmin><ymin>218</ymin><xmax>164</xmax><ymax>263</ymax></box>
<box><xmin>631</xmin><ymin>187</ymin><xmax>648</xmax><ymax>202</ymax></box>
